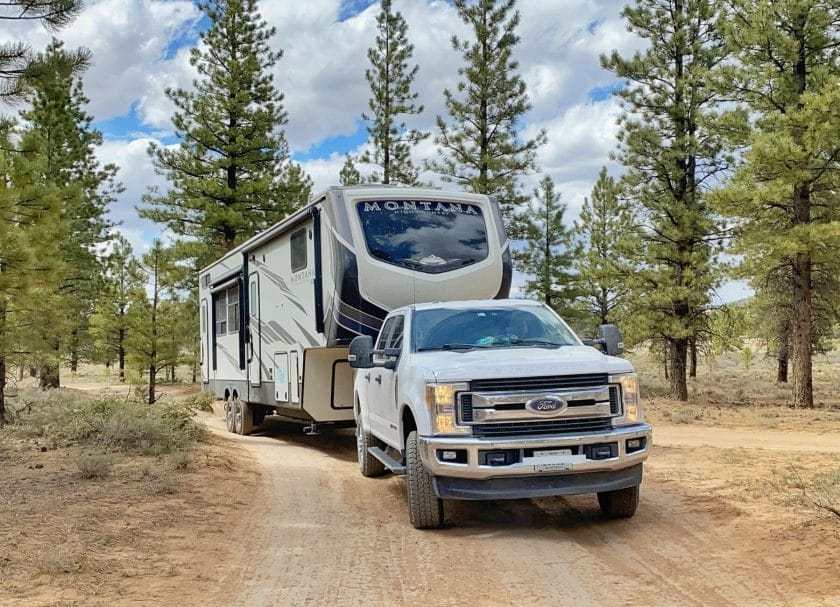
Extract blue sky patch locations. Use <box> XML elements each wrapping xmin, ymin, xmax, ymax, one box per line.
<box><xmin>93</xmin><ymin>103</ymin><xmax>146</xmax><ymax>139</ymax></box>
<box><xmin>587</xmin><ymin>82</ymin><xmax>623</xmax><ymax>102</ymax></box>
<box><xmin>338</xmin><ymin>0</ymin><xmax>379</xmax><ymax>22</ymax></box>
<box><xmin>293</xmin><ymin>123</ymin><xmax>368</xmax><ymax>161</ymax></box>
<box><xmin>587</xmin><ymin>19</ymin><xmax>601</xmax><ymax>35</ymax></box>
<box><xmin>164</xmin><ymin>12</ymin><xmax>208</xmax><ymax>60</ymax></box>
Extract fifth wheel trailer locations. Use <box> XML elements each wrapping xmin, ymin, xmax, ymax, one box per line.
<box><xmin>198</xmin><ymin>185</ymin><xmax>512</xmax><ymax>434</ymax></box>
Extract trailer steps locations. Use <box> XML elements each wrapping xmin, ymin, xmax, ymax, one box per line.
<box><xmin>368</xmin><ymin>447</ymin><xmax>406</xmax><ymax>475</ymax></box>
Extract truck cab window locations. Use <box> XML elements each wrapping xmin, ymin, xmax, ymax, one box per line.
<box><xmin>356</xmin><ymin>200</ymin><xmax>489</xmax><ymax>274</ymax></box>
<box><xmin>290</xmin><ymin>228</ymin><xmax>307</xmax><ymax>272</ymax></box>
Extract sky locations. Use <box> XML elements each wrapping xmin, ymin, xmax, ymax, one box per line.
<box><xmin>3</xmin><ymin>0</ymin><xmax>750</xmax><ymax>302</ymax></box>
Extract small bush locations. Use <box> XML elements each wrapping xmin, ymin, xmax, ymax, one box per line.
<box><xmin>181</xmin><ymin>391</ymin><xmax>217</xmax><ymax>413</ymax></box>
<box><xmin>664</xmin><ymin>404</ymin><xmax>704</xmax><ymax>424</ymax></box>
<box><xmin>75</xmin><ymin>454</ymin><xmax>114</xmax><ymax>479</ymax></box>
<box><xmin>169</xmin><ymin>451</ymin><xmax>190</xmax><ymax>470</ymax></box>
<box><xmin>12</xmin><ymin>388</ymin><xmax>206</xmax><ymax>455</ymax></box>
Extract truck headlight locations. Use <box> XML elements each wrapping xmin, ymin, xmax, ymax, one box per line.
<box><xmin>425</xmin><ymin>383</ymin><xmax>470</xmax><ymax>435</ymax></box>
<box><xmin>610</xmin><ymin>373</ymin><xmax>644</xmax><ymax>425</ymax></box>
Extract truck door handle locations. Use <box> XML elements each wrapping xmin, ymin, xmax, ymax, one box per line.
<box><xmin>375</xmin><ymin>376</ymin><xmax>382</xmax><ymax>384</ymax></box>
<box><xmin>364</xmin><ymin>373</ymin><xmax>370</xmax><ymax>382</ymax></box>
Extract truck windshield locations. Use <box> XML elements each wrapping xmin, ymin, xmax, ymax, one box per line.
<box><xmin>412</xmin><ymin>306</ymin><xmax>579</xmax><ymax>351</ymax></box>
<box><xmin>355</xmin><ymin>200</ymin><xmax>489</xmax><ymax>274</ymax></box>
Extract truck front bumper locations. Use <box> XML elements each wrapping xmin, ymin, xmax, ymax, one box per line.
<box><xmin>418</xmin><ymin>424</ymin><xmax>651</xmax><ymax>500</ymax></box>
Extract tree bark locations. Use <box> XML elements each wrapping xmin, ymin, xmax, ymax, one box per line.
<box><xmin>148</xmin><ymin>364</ymin><xmax>156</xmax><ymax>405</ymax></box>
<box><xmin>0</xmin><ymin>354</ymin><xmax>6</xmax><ymax>424</ymax></box>
<box><xmin>669</xmin><ymin>338</ymin><xmax>689</xmax><ymax>401</ymax></box>
<box><xmin>777</xmin><ymin>353</ymin><xmax>789</xmax><ymax>383</ymax></box>
<box><xmin>689</xmin><ymin>337</ymin><xmax>697</xmax><ymax>378</ymax></box>
<box><xmin>791</xmin><ymin>252</ymin><xmax>813</xmax><ymax>407</ymax></box>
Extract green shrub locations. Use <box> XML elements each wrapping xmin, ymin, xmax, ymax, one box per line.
<box><xmin>75</xmin><ymin>454</ymin><xmax>114</xmax><ymax>479</ymax></box>
<box><xmin>181</xmin><ymin>391</ymin><xmax>217</xmax><ymax>413</ymax></box>
<box><xmin>12</xmin><ymin>388</ymin><xmax>206</xmax><ymax>454</ymax></box>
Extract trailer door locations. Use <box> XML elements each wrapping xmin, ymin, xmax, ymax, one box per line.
<box><xmin>200</xmin><ymin>298</ymin><xmax>209</xmax><ymax>383</ymax></box>
<box><xmin>248</xmin><ymin>272</ymin><xmax>261</xmax><ymax>387</ymax></box>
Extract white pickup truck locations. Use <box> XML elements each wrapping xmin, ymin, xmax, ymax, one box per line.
<box><xmin>349</xmin><ymin>299</ymin><xmax>652</xmax><ymax>529</ymax></box>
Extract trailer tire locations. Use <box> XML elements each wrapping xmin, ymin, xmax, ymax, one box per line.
<box><xmin>405</xmin><ymin>430</ymin><xmax>444</xmax><ymax>529</ymax></box>
<box><xmin>356</xmin><ymin>422</ymin><xmax>386</xmax><ymax>478</ymax></box>
<box><xmin>234</xmin><ymin>399</ymin><xmax>254</xmax><ymax>436</ymax></box>
<box><xmin>597</xmin><ymin>485</ymin><xmax>639</xmax><ymax>519</ymax></box>
<box><xmin>225</xmin><ymin>397</ymin><xmax>236</xmax><ymax>433</ymax></box>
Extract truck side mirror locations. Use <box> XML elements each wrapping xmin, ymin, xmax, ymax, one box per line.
<box><xmin>598</xmin><ymin>324</ymin><xmax>624</xmax><ymax>356</ymax></box>
<box><xmin>348</xmin><ymin>335</ymin><xmax>373</xmax><ymax>369</ymax></box>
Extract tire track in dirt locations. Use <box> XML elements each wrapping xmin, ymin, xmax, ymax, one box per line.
<box><xmin>204</xmin><ymin>414</ymin><xmax>837</xmax><ymax>606</ymax></box>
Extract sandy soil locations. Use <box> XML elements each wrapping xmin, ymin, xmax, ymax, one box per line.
<box><xmin>2</xmin><ymin>384</ymin><xmax>838</xmax><ymax>606</ymax></box>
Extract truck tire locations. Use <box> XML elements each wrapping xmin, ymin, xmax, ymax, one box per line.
<box><xmin>234</xmin><ymin>399</ymin><xmax>254</xmax><ymax>436</ymax></box>
<box><xmin>225</xmin><ymin>398</ymin><xmax>236</xmax><ymax>433</ymax></box>
<box><xmin>597</xmin><ymin>485</ymin><xmax>639</xmax><ymax>518</ymax></box>
<box><xmin>356</xmin><ymin>422</ymin><xmax>387</xmax><ymax>478</ymax></box>
<box><xmin>405</xmin><ymin>430</ymin><xmax>444</xmax><ymax>529</ymax></box>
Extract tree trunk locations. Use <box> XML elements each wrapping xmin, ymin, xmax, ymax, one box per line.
<box><xmin>0</xmin><ymin>354</ymin><xmax>6</xmax><ymax>424</ymax></box>
<box><xmin>777</xmin><ymin>354</ymin><xmax>789</xmax><ymax>383</ymax></box>
<box><xmin>29</xmin><ymin>366</ymin><xmax>37</xmax><ymax>378</ymax></box>
<box><xmin>669</xmin><ymin>338</ymin><xmax>689</xmax><ymax>401</ymax></box>
<box><xmin>689</xmin><ymin>337</ymin><xmax>697</xmax><ymax>378</ymax></box>
<box><xmin>791</xmin><ymin>253</ymin><xmax>813</xmax><ymax>407</ymax></box>
<box><xmin>148</xmin><ymin>364</ymin><xmax>156</xmax><ymax>405</ymax></box>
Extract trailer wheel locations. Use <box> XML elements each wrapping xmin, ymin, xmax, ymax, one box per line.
<box><xmin>597</xmin><ymin>485</ymin><xmax>639</xmax><ymax>519</ymax></box>
<box><xmin>234</xmin><ymin>399</ymin><xmax>254</xmax><ymax>436</ymax></box>
<box><xmin>225</xmin><ymin>397</ymin><xmax>236</xmax><ymax>433</ymax></box>
<box><xmin>405</xmin><ymin>430</ymin><xmax>444</xmax><ymax>529</ymax></box>
<box><xmin>356</xmin><ymin>420</ymin><xmax>386</xmax><ymax>477</ymax></box>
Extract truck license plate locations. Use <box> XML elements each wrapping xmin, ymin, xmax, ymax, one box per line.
<box><xmin>534</xmin><ymin>462</ymin><xmax>573</xmax><ymax>472</ymax></box>
<box><xmin>533</xmin><ymin>449</ymin><xmax>572</xmax><ymax>459</ymax></box>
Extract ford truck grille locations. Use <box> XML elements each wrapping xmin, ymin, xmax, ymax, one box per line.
<box><xmin>469</xmin><ymin>373</ymin><xmax>608</xmax><ymax>392</ymax></box>
<box><xmin>609</xmin><ymin>386</ymin><xmax>620</xmax><ymax>415</ymax></box>
<box><xmin>472</xmin><ymin>418</ymin><xmax>613</xmax><ymax>437</ymax></box>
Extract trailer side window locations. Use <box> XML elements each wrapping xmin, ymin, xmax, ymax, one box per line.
<box><xmin>214</xmin><ymin>285</ymin><xmax>240</xmax><ymax>336</ymax></box>
<box><xmin>290</xmin><ymin>228</ymin><xmax>307</xmax><ymax>272</ymax></box>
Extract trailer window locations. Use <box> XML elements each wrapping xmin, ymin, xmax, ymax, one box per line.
<box><xmin>214</xmin><ymin>285</ymin><xmax>240</xmax><ymax>336</ymax></box>
<box><xmin>290</xmin><ymin>228</ymin><xmax>307</xmax><ymax>272</ymax></box>
<box><xmin>356</xmin><ymin>200</ymin><xmax>488</xmax><ymax>274</ymax></box>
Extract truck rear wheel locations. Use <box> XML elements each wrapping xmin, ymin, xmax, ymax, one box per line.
<box><xmin>405</xmin><ymin>430</ymin><xmax>444</xmax><ymax>529</ymax></box>
<box><xmin>597</xmin><ymin>485</ymin><xmax>639</xmax><ymax>518</ymax></box>
<box><xmin>234</xmin><ymin>399</ymin><xmax>254</xmax><ymax>435</ymax></box>
<box><xmin>356</xmin><ymin>422</ymin><xmax>386</xmax><ymax>477</ymax></box>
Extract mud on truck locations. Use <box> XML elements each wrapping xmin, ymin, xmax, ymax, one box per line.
<box><xmin>349</xmin><ymin>299</ymin><xmax>652</xmax><ymax>529</ymax></box>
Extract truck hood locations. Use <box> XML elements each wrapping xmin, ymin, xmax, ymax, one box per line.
<box><xmin>413</xmin><ymin>345</ymin><xmax>634</xmax><ymax>383</ymax></box>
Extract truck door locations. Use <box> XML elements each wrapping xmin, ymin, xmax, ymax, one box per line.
<box><xmin>369</xmin><ymin>314</ymin><xmax>403</xmax><ymax>447</ymax></box>
<box><xmin>248</xmin><ymin>273</ymin><xmax>261</xmax><ymax>387</ymax></box>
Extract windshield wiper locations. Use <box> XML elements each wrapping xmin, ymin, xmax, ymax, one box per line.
<box><xmin>507</xmin><ymin>338</ymin><xmax>567</xmax><ymax>348</ymax></box>
<box><xmin>416</xmin><ymin>343</ymin><xmax>493</xmax><ymax>352</ymax></box>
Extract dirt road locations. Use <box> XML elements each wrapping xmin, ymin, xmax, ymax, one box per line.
<box><xmin>200</xmin><ymin>413</ymin><xmax>839</xmax><ymax>607</ymax></box>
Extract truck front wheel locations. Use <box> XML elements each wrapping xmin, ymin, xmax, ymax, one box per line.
<box><xmin>597</xmin><ymin>485</ymin><xmax>639</xmax><ymax>518</ymax></box>
<box><xmin>405</xmin><ymin>430</ymin><xmax>444</xmax><ymax>529</ymax></box>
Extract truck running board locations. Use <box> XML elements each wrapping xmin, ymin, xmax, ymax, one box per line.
<box><xmin>368</xmin><ymin>447</ymin><xmax>406</xmax><ymax>475</ymax></box>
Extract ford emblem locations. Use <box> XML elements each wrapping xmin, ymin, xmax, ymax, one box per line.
<box><xmin>525</xmin><ymin>396</ymin><xmax>567</xmax><ymax>415</ymax></box>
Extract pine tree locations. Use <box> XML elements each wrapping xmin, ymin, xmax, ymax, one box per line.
<box><xmin>713</xmin><ymin>0</ymin><xmax>840</xmax><ymax>407</ymax></box>
<box><xmin>89</xmin><ymin>236</ymin><xmax>138</xmax><ymax>382</ymax></box>
<box><xmin>339</xmin><ymin>154</ymin><xmax>361</xmax><ymax>186</ymax></box>
<box><xmin>513</xmin><ymin>176</ymin><xmax>579</xmax><ymax>318</ymax></box>
<box><xmin>142</xmin><ymin>0</ymin><xmax>309</xmax><ymax>268</ymax></box>
<box><xmin>359</xmin><ymin>0</ymin><xmax>426</xmax><ymax>185</ymax></box>
<box><xmin>0</xmin><ymin>1</ymin><xmax>87</xmax><ymax>101</ymax></box>
<box><xmin>427</xmin><ymin>0</ymin><xmax>546</xmax><ymax>227</ymax></box>
<box><xmin>126</xmin><ymin>240</ymin><xmax>176</xmax><ymax>405</ymax></box>
<box><xmin>601</xmin><ymin>0</ymin><xmax>730</xmax><ymax>401</ymax></box>
<box><xmin>19</xmin><ymin>39</ymin><xmax>118</xmax><ymax>388</ymax></box>
<box><xmin>573</xmin><ymin>167</ymin><xmax>637</xmax><ymax>332</ymax></box>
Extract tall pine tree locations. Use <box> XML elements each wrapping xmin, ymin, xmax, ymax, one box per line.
<box><xmin>427</xmin><ymin>0</ymin><xmax>546</xmax><ymax>227</ymax></box>
<box><xmin>359</xmin><ymin>0</ymin><xmax>426</xmax><ymax>185</ymax></box>
<box><xmin>19</xmin><ymin>39</ymin><xmax>119</xmax><ymax>388</ymax></box>
<box><xmin>602</xmin><ymin>0</ymin><xmax>730</xmax><ymax>400</ymax></box>
<box><xmin>141</xmin><ymin>0</ymin><xmax>310</xmax><ymax>268</ymax></box>
<box><xmin>513</xmin><ymin>176</ymin><xmax>578</xmax><ymax>318</ymax></box>
<box><xmin>573</xmin><ymin>167</ymin><xmax>637</xmax><ymax>332</ymax></box>
<box><xmin>714</xmin><ymin>0</ymin><xmax>840</xmax><ymax>407</ymax></box>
